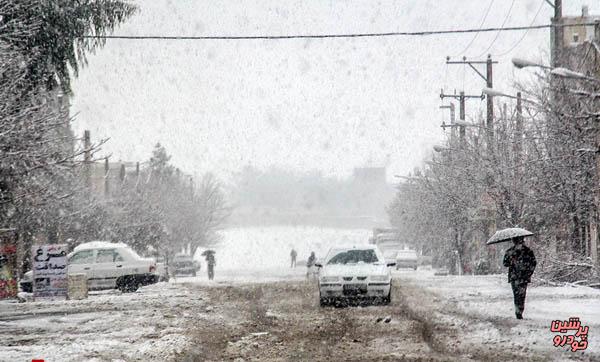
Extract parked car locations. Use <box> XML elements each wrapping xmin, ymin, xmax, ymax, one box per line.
<box><xmin>20</xmin><ymin>241</ymin><xmax>158</xmax><ymax>293</ymax></box>
<box><xmin>396</xmin><ymin>249</ymin><xmax>418</xmax><ymax>270</ymax></box>
<box><xmin>172</xmin><ymin>254</ymin><xmax>200</xmax><ymax>277</ymax></box>
<box><xmin>316</xmin><ymin>245</ymin><xmax>396</xmax><ymax>306</ymax></box>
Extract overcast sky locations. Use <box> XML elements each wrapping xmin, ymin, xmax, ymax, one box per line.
<box><xmin>70</xmin><ymin>0</ymin><xmax>598</xmax><ymax>182</ymax></box>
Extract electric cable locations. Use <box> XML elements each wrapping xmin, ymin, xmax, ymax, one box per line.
<box><xmin>473</xmin><ymin>0</ymin><xmax>516</xmax><ymax>58</ymax></box>
<box><xmin>494</xmin><ymin>0</ymin><xmax>545</xmax><ymax>57</ymax></box>
<box><xmin>450</xmin><ymin>0</ymin><xmax>495</xmax><ymax>58</ymax></box>
<box><xmin>79</xmin><ymin>22</ymin><xmax>596</xmax><ymax>41</ymax></box>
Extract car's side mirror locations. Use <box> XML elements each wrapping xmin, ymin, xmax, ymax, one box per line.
<box><xmin>314</xmin><ymin>262</ymin><xmax>323</xmax><ymax>268</ymax></box>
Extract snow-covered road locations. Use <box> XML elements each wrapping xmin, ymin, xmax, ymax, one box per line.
<box><xmin>0</xmin><ymin>283</ymin><xmax>209</xmax><ymax>362</ymax></box>
<box><xmin>396</xmin><ymin>269</ymin><xmax>600</xmax><ymax>361</ymax></box>
<box><xmin>3</xmin><ymin>268</ymin><xmax>598</xmax><ymax>361</ymax></box>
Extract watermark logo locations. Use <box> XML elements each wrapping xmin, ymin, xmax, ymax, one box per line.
<box><xmin>551</xmin><ymin>317</ymin><xmax>589</xmax><ymax>352</ymax></box>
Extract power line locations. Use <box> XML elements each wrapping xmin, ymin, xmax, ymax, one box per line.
<box><xmin>493</xmin><ymin>0</ymin><xmax>545</xmax><ymax>57</ymax></box>
<box><xmin>474</xmin><ymin>0</ymin><xmax>516</xmax><ymax>58</ymax></box>
<box><xmin>451</xmin><ymin>0</ymin><xmax>495</xmax><ymax>57</ymax></box>
<box><xmin>81</xmin><ymin>22</ymin><xmax>597</xmax><ymax>41</ymax></box>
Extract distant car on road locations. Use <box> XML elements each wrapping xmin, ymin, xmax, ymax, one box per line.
<box><xmin>171</xmin><ymin>254</ymin><xmax>200</xmax><ymax>277</ymax></box>
<box><xmin>396</xmin><ymin>249</ymin><xmax>418</xmax><ymax>270</ymax></box>
<box><xmin>316</xmin><ymin>245</ymin><xmax>396</xmax><ymax>306</ymax></box>
<box><xmin>20</xmin><ymin>241</ymin><xmax>158</xmax><ymax>293</ymax></box>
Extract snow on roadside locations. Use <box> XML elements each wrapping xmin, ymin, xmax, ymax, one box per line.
<box><xmin>0</xmin><ymin>282</ymin><xmax>207</xmax><ymax>362</ymax></box>
<box><xmin>397</xmin><ymin>269</ymin><xmax>600</xmax><ymax>360</ymax></box>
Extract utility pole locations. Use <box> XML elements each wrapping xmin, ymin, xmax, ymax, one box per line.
<box><xmin>446</xmin><ymin>56</ymin><xmax>498</xmax><ymax>152</ymax></box>
<box><xmin>119</xmin><ymin>164</ymin><xmax>126</xmax><ymax>184</ymax></box>
<box><xmin>440</xmin><ymin>89</ymin><xmax>483</xmax><ymax>144</ymax></box>
<box><xmin>104</xmin><ymin>157</ymin><xmax>110</xmax><ymax>198</ymax></box>
<box><xmin>486</xmin><ymin>55</ymin><xmax>494</xmax><ymax>148</ymax></box>
<box><xmin>439</xmin><ymin>103</ymin><xmax>456</xmax><ymax>142</ymax></box>
<box><xmin>552</xmin><ymin>0</ymin><xmax>563</xmax><ymax>67</ymax></box>
<box><xmin>514</xmin><ymin>92</ymin><xmax>523</xmax><ymax>164</ymax></box>
<box><xmin>189</xmin><ymin>176</ymin><xmax>194</xmax><ymax>200</ymax></box>
<box><xmin>83</xmin><ymin>130</ymin><xmax>91</xmax><ymax>192</ymax></box>
<box><xmin>594</xmin><ymin>129</ymin><xmax>600</xmax><ymax>265</ymax></box>
<box><xmin>134</xmin><ymin>162</ymin><xmax>140</xmax><ymax>190</ymax></box>
<box><xmin>460</xmin><ymin>92</ymin><xmax>466</xmax><ymax>141</ymax></box>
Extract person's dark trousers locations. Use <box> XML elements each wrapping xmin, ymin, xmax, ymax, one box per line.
<box><xmin>511</xmin><ymin>280</ymin><xmax>528</xmax><ymax>319</ymax></box>
<box><xmin>208</xmin><ymin>265</ymin><xmax>214</xmax><ymax>280</ymax></box>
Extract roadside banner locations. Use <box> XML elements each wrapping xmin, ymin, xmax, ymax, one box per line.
<box><xmin>32</xmin><ymin>244</ymin><xmax>68</xmax><ymax>300</ymax></box>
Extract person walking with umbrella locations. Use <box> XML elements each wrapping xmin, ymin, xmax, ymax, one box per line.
<box><xmin>202</xmin><ymin>250</ymin><xmax>216</xmax><ymax>280</ymax></box>
<box><xmin>488</xmin><ymin>228</ymin><xmax>536</xmax><ymax>320</ymax></box>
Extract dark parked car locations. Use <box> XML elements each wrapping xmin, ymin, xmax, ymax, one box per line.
<box><xmin>172</xmin><ymin>254</ymin><xmax>200</xmax><ymax>277</ymax></box>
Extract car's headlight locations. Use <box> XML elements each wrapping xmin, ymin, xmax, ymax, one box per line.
<box><xmin>320</xmin><ymin>276</ymin><xmax>339</xmax><ymax>283</ymax></box>
<box><xmin>370</xmin><ymin>275</ymin><xmax>389</xmax><ymax>282</ymax></box>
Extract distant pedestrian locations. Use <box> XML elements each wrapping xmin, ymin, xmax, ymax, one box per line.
<box><xmin>290</xmin><ymin>249</ymin><xmax>297</xmax><ymax>268</ymax></box>
<box><xmin>503</xmin><ymin>236</ymin><xmax>536</xmax><ymax>319</ymax></box>
<box><xmin>203</xmin><ymin>251</ymin><xmax>216</xmax><ymax>280</ymax></box>
<box><xmin>306</xmin><ymin>251</ymin><xmax>317</xmax><ymax>280</ymax></box>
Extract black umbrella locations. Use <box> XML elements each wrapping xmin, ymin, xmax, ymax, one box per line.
<box><xmin>486</xmin><ymin>228</ymin><xmax>534</xmax><ymax>245</ymax></box>
<box><xmin>201</xmin><ymin>250</ymin><xmax>215</xmax><ymax>256</ymax></box>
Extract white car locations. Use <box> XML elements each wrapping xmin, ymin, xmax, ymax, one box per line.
<box><xmin>21</xmin><ymin>241</ymin><xmax>158</xmax><ymax>293</ymax></box>
<box><xmin>316</xmin><ymin>245</ymin><xmax>396</xmax><ymax>306</ymax></box>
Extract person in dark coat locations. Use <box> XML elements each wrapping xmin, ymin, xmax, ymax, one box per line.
<box><xmin>205</xmin><ymin>252</ymin><xmax>216</xmax><ymax>280</ymax></box>
<box><xmin>290</xmin><ymin>249</ymin><xmax>297</xmax><ymax>268</ymax></box>
<box><xmin>503</xmin><ymin>236</ymin><xmax>536</xmax><ymax>319</ymax></box>
<box><xmin>306</xmin><ymin>251</ymin><xmax>316</xmax><ymax>279</ymax></box>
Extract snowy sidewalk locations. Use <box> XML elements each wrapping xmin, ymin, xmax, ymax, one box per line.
<box><xmin>0</xmin><ymin>282</ymin><xmax>210</xmax><ymax>362</ymax></box>
<box><xmin>395</xmin><ymin>269</ymin><xmax>600</xmax><ymax>361</ymax></box>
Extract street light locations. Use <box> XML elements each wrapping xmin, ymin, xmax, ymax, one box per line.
<box><xmin>453</xmin><ymin>120</ymin><xmax>480</xmax><ymax>128</ymax></box>
<box><xmin>481</xmin><ymin>87</ymin><xmax>538</xmax><ymax>105</ymax></box>
<box><xmin>512</xmin><ymin>57</ymin><xmax>600</xmax><ymax>82</ymax></box>
<box><xmin>569</xmin><ymin>89</ymin><xmax>600</xmax><ymax>98</ymax></box>
<box><xmin>511</xmin><ymin>57</ymin><xmax>551</xmax><ymax>70</ymax></box>
<box><xmin>551</xmin><ymin>67</ymin><xmax>600</xmax><ymax>82</ymax></box>
<box><xmin>433</xmin><ymin>145</ymin><xmax>451</xmax><ymax>153</ymax></box>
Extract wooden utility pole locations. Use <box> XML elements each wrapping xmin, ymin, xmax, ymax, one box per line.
<box><xmin>486</xmin><ymin>55</ymin><xmax>494</xmax><ymax>148</ymax></box>
<box><xmin>594</xmin><ymin>129</ymin><xmax>600</xmax><ymax>266</ymax></box>
<box><xmin>459</xmin><ymin>92</ymin><xmax>467</xmax><ymax>141</ymax></box>
<box><xmin>439</xmin><ymin>103</ymin><xmax>456</xmax><ymax>142</ymax></box>
<box><xmin>189</xmin><ymin>176</ymin><xmax>194</xmax><ymax>200</ymax></box>
<box><xmin>440</xmin><ymin>89</ymin><xmax>483</xmax><ymax>144</ymax></box>
<box><xmin>552</xmin><ymin>0</ymin><xmax>563</xmax><ymax>67</ymax></box>
<box><xmin>515</xmin><ymin>92</ymin><xmax>523</xmax><ymax>164</ymax></box>
<box><xmin>135</xmin><ymin>162</ymin><xmax>140</xmax><ymax>190</ymax></box>
<box><xmin>104</xmin><ymin>157</ymin><xmax>110</xmax><ymax>198</ymax></box>
<box><xmin>446</xmin><ymin>56</ymin><xmax>498</xmax><ymax>152</ymax></box>
<box><xmin>119</xmin><ymin>164</ymin><xmax>126</xmax><ymax>183</ymax></box>
<box><xmin>83</xmin><ymin>130</ymin><xmax>91</xmax><ymax>191</ymax></box>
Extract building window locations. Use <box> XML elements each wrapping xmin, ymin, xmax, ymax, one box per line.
<box><xmin>573</xmin><ymin>33</ymin><xmax>580</xmax><ymax>44</ymax></box>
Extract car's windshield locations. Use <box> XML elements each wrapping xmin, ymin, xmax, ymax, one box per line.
<box><xmin>327</xmin><ymin>249</ymin><xmax>380</xmax><ymax>265</ymax></box>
